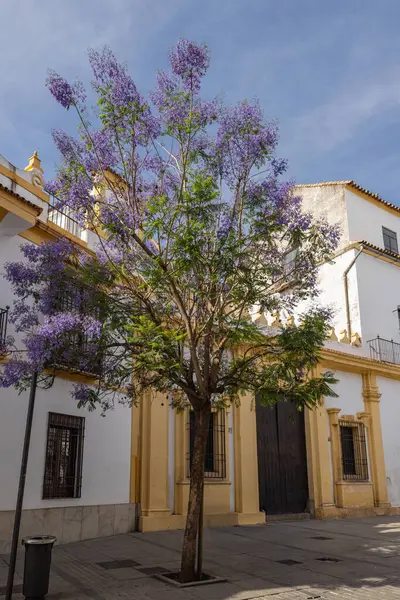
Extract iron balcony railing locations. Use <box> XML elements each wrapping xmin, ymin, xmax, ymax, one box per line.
<box><xmin>51</xmin><ymin>331</ymin><xmax>103</xmax><ymax>377</ymax></box>
<box><xmin>47</xmin><ymin>197</ymin><xmax>83</xmax><ymax>238</ymax></box>
<box><xmin>0</xmin><ymin>306</ymin><xmax>9</xmax><ymax>345</ymax></box>
<box><xmin>367</xmin><ymin>336</ymin><xmax>400</xmax><ymax>365</ymax></box>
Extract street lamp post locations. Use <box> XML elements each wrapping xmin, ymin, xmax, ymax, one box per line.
<box><xmin>5</xmin><ymin>371</ymin><xmax>38</xmax><ymax>600</ymax></box>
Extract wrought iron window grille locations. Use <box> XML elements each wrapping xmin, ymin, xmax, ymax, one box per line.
<box><xmin>339</xmin><ymin>419</ymin><xmax>369</xmax><ymax>481</ymax></box>
<box><xmin>42</xmin><ymin>412</ymin><xmax>85</xmax><ymax>499</ymax></box>
<box><xmin>186</xmin><ymin>410</ymin><xmax>227</xmax><ymax>480</ymax></box>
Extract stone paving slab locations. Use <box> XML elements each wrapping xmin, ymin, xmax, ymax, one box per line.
<box><xmin>3</xmin><ymin>517</ymin><xmax>400</xmax><ymax>598</ymax></box>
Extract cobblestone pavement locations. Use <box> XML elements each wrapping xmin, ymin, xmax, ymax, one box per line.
<box><xmin>3</xmin><ymin>516</ymin><xmax>400</xmax><ymax>599</ymax></box>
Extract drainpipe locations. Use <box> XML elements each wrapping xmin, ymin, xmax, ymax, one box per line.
<box><xmin>343</xmin><ymin>245</ymin><xmax>364</xmax><ymax>340</ymax></box>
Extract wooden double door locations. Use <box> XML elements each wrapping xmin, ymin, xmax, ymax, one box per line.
<box><xmin>256</xmin><ymin>400</ymin><xmax>309</xmax><ymax>515</ymax></box>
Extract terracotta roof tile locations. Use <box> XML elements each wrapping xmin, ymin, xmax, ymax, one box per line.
<box><xmin>360</xmin><ymin>240</ymin><xmax>400</xmax><ymax>262</ymax></box>
<box><xmin>0</xmin><ymin>183</ymin><xmax>42</xmax><ymax>214</ymax></box>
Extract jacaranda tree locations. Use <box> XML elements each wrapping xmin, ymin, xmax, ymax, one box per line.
<box><xmin>1</xmin><ymin>40</ymin><xmax>339</xmax><ymax>582</ymax></box>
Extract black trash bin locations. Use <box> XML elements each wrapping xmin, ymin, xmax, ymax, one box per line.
<box><xmin>22</xmin><ymin>535</ymin><xmax>56</xmax><ymax>600</ymax></box>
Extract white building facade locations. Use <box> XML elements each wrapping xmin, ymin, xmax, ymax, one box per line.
<box><xmin>296</xmin><ymin>181</ymin><xmax>400</xmax><ymax>510</ymax></box>
<box><xmin>2</xmin><ymin>155</ymin><xmax>400</xmax><ymax>548</ymax></box>
<box><xmin>0</xmin><ymin>153</ymin><xmax>135</xmax><ymax>553</ymax></box>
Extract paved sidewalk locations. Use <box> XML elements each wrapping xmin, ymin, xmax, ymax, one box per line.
<box><xmin>3</xmin><ymin>516</ymin><xmax>400</xmax><ymax>599</ymax></box>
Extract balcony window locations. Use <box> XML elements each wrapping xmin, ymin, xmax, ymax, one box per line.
<box><xmin>50</xmin><ymin>283</ymin><xmax>104</xmax><ymax>376</ymax></box>
<box><xmin>382</xmin><ymin>226</ymin><xmax>398</xmax><ymax>254</ymax></box>
<box><xmin>283</xmin><ymin>247</ymin><xmax>299</xmax><ymax>276</ymax></box>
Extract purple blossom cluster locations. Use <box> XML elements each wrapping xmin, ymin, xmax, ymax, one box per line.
<box><xmin>88</xmin><ymin>46</ymin><xmax>140</xmax><ymax>107</ymax></box>
<box><xmin>46</xmin><ymin>71</ymin><xmax>86</xmax><ymax>109</ymax></box>
<box><xmin>0</xmin><ymin>37</ymin><xmax>340</xmax><ymax>405</ymax></box>
<box><xmin>169</xmin><ymin>39</ymin><xmax>210</xmax><ymax>92</ymax></box>
<box><xmin>216</xmin><ymin>100</ymin><xmax>278</xmax><ymax>184</ymax></box>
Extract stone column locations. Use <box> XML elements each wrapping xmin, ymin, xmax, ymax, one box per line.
<box><xmin>139</xmin><ymin>390</ymin><xmax>172</xmax><ymax>530</ymax></box>
<box><xmin>305</xmin><ymin>400</ymin><xmax>336</xmax><ymax>518</ymax></box>
<box><xmin>233</xmin><ymin>392</ymin><xmax>265</xmax><ymax>525</ymax></box>
<box><xmin>362</xmin><ymin>371</ymin><xmax>390</xmax><ymax>508</ymax></box>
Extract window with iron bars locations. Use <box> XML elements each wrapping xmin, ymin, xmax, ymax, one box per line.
<box><xmin>43</xmin><ymin>412</ymin><xmax>85</xmax><ymax>499</ymax></box>
<box><xmin>187</xmin><ymin>410</ymin><xmax>226</xmax><ymax>479</ymax></box>
<box><xmin>339</xmin><ymin>420</ymin><xmax>369</xmax><ymax>481</ymax></box>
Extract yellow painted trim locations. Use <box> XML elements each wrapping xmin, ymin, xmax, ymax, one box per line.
<box><xmin>346</xmin><ymin>184</ymin><xmax>400</xmax><ymax>219</ymax></box>
<box><xmin>139</xmin><ymin>511</ymin><xmax>264</xmax><ymax>532</ymax></box>
<box><xmin>362</xmin><ymin>247</ymin><xmax>400</xmax><ymax>269</ymax></box>
<box><xmin>20</xmin><ymin>225</ymin><xmax>56</xmax><ymax>245</ymax></box>
<box><xmin>362</xmin><ymin>372</ymin><xmax>390</xmax><ymax>507</ymax></box>
<box><xmin>323</xmin><ymin>241</ymin><xmax>400</xmax><ymax>271</ymax></box>
<box><xmin>139</xmin><ymin>390</ymin><xmax>170</xmax><ymax>517</ymax></box>
<box><xmin>0</xmin><ymin>206</ymin><xmax>7</xmax><ymax>223</ymax></box>
<box><xmin>19</xmin><ymin>220</ymin><xmax>91</xmax><ymax>253</ymax></box>
<box><xmin>321</xmin><ymin>347</ymin><xmax>400</xmax><ymax>380</ymax></box>
<box><xmin>46</xmin><ymin>368</ymin><xmax>98</xmax><ymax>385</ymax></box>
<box><xmin>44</xmin><ymin>220</ymin><xmax>88</xmax><ymax>249</ymax></box>
<box><xmin>0</xmin><ymin>163</ymin><xmax>49</xmax><ymax>203</ymax></box>
<box><xmin>304</xmin><ymin>366</ymin><xmax>335</xmax><ymax>515</ymax></box>
<box><xmin>0</xmin><ymin>189</ymin><xmax>40</xmax><ymax>224</ymax></box>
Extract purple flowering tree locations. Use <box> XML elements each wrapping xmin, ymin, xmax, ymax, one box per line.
<box><xmin>1</xmin><ymin>40</ymin><xmax>339</xmax><ymax>582</ymax></box>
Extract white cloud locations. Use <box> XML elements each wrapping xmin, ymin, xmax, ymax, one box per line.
<box><xmin>286</xmin><ymin>66</ymin><xmax>400</xmax><ymax>156</ymax></box>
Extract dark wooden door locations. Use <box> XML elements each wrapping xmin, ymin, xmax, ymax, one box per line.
<box><xmin>256</xmin><ymin>400</ymin><xmax>309</xmax><ymax>515</ymax></box>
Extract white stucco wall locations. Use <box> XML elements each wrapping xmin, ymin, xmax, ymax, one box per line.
<box><xmin>296</xmin><ymin>186</ymin><xmax>400</xmax><ymax>346</ymax></box>
<box><xmin>325</xmin><ymin>370</ymin><xmax>364</xmax><ymax>414</ymax></box>
<box><xmin>354</xmin><ymin>252</ymin><xmax>400</xmax><ymax>344</ymax></box>
<box><xmin>296</xmin><ymin>184</ymin><xmax>350</xmax><ymax>247</ymax></box>
<box><xmin>0</xmin><ymin>234</ymin><xmax>132</xmax><ymax>511</ymax></box>
<box><xmin>377</xmin><ymin>376</ymin><xmax>400</xmax><ymax>506</ymax></box>
<box><xmin>0</xmin><ymin>375</ymin><xmax>131</xmax><ymax>511</ymax></box>
<box><xmin>0</xmin><ymin>235</ymin><xmax>35</xmax><ymax>348</ymax></box>
<box><xmin>291</xmin><ymin>248</ymin><xmax>361</xmax><ymax>340</ymax></box>
<box><xmin>346</xmin><ymin>190</ymin><xmax>400</xmax><ymax>247</ymax></box>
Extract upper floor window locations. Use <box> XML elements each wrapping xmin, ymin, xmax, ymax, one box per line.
<box><xmin>49</xmin><ymin>281</ymin><xmax>104</xmax><ymax>375</ymax></box>
<box><xmin>382</xmin><ymin>226</ymin><xmax>398</xmax><ymax>254</ymax></box>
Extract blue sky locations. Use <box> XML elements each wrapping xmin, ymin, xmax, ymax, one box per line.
<box><xmin>2</xmin><ymin>0</ymin><xmax>400</xmax><ymax>203</ymax></box>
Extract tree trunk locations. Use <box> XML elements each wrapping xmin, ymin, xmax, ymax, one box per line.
<box><xmin>180</xmin><ymin>404</ymin><xmax>211</xmax><ymax>583</ymax></box>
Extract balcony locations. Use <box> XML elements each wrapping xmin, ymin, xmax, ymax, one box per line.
<box><xmin>367</xmin><ymin>336</ymin><xmax>400</xmax><ymax>365</ymax></box>
<box><xmin>0</xmin><ymin>306</ymin><xmax>9</xmax><ymax>345</ymax></box>
<box><xmin>47</xmin><ymin>197</ymin><xmax>83</xmax><ymax>239</ymax></box>
<box><xmin>50</xmin><ymin>331</ymin><xmax>103</xmax><ymax>377</ymax></box>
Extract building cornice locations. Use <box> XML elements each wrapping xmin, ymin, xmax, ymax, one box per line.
<box><xmin>322</xmin><ymin>347</ymin><xmax>400</xmax><ymax>380</ymax></box>
<box><xmin>0</xmin><ymin>184</ymin><xmax>42</xmax><ymax>215</ymax></box>
<box><xmin>0</xmin><ymin>162</ymin><xmax>49</xmax><ymax>204</ymax></box>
